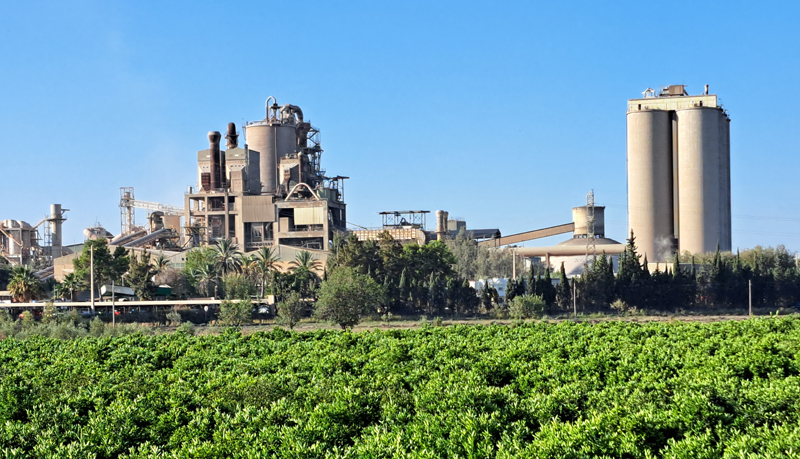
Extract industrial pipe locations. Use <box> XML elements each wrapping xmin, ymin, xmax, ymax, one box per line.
<box><xmin>515</xmin><ymin>244</ymin><xmax>626</xmax><ymax>258</ymax></box>
<box><xmin>208</xmin><ymin>131</ymin><xmax>221</xmax><ymax>190</ymax></box>
<box><xmin>285</xmin><ymin>104</ymin><xmax>303</xmax><ymax>122</ymax></box>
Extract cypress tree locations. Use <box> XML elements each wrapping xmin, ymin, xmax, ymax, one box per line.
<box><xmin>672</xmin><ymin>253</ymin><xmax>681</xmax><ymax>280</ymax></box>
<box><xmin>543</xmin><ymin>266</ymin><xmax>556</xmax><ymax>305</ymax></box>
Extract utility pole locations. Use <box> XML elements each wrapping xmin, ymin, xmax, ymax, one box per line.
<box><xmin>749</xmin><ymin>279</ymin><xmax>752</xmax><ymax>317</ymax></box>
<box><xmin>512</xmin><ymin>247</ymin><xmax>517</xmax><ymax>280</ymax></box>
<box><xmin>572</xmin><ymin>280</ymin><xmax>577</xmax><ymax>318</ymax></box>
<box><xmin>90</xmin><ymin>245</ymin><xmax>95</xmax><ymax>313</ymax></box>
<box><xmin>112</xmin><ymin>280</ymin><xmax>116</xmax><ymax>327</ymax></box>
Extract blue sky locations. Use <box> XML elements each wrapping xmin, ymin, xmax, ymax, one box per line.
<box><xmin>1</xmin><ymin>1</ymin><xmax>798</xmax><ymax>252</ymax></box>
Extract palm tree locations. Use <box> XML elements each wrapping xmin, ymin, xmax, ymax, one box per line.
<box><xmin>154</xmin><ymin>253</ymin><xmax>170</xmax><ymax>274</ymax></box>
<box><xmin>8</xmin><ymin>266</ymin><xmax>43</xmax><ymax>303</ymax></box>
<box><xmin>60</xmin><ymin>273</ymin><xmax>85</xmax><ymax>301</ymax></box>
<box><xmin>290</xmin><ymin>251</ymin><xmax>320</xmax><ymax>299</ymax></box>
<box><xmin>255</xmin><ymin>247</ymin><xmax>279</xmax><ymax>297</ymax></box>
<box><xmin>239</xmin><ymin>254</ymin><xmax>258</xmax><ymax>278</ymax></box>
<box><xmin>290</xmin><ymin>250</ymin><xmax>320</xmax><ymax>273</ymax></box>
<box><xmin>195</xmin><ymin>263</ymin><xmax>218</xmax><ymax>298</ymax></box>
<box><xmin>213</xmin><ymin>238</ymin><xmax>241</xmax><ymax>275</ymax></box>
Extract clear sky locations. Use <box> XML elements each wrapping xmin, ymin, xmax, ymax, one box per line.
<box><xmin>1</xmin><ymin>1</ymin><xmax>798</xmax><ymax>253</ymax></box>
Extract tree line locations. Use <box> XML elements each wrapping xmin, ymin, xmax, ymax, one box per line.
<box><xmin>498</xmin><ymin>231</ymin><xmax>800</xmax><ymax>316</ymax></box>
<box><xmin>3</xmin><ymin>230</ymin><xmax>800</xmax><ymax>325</ymax></box>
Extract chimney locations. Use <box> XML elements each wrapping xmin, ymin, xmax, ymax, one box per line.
<box><xmin>225</xmin><ymin>122</ymin><xmax>238</xmax><ymax>149</ymax></box>
<box><xmin>209</xmin><ymin>131</ymin><xmax>221</xmax><ymax>190</ymax></box>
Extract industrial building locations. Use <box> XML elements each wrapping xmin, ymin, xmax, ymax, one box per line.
<box><xmin>627</xmin><ymin>84</ymin><xmax>731</xmax><ymax>262</ymax></box>
<box><xmin>0</xmin><ymin>204</ymin><xmax>69</xmax><ymax>266</ymax></box>
<box><xmin>184</xmin><ymin>98</ymin><xmax>347</xmax><ymax>251</ymax></box>
<box><xmin>351</xmin><ymin>210</ymin><xmax>500</xmax><ymax>245</ymax></box>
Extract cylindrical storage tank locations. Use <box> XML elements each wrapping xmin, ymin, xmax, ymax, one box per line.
<box><xmin>435</xmin><ymin>210</ymin><xmax>445</xmax><ymax>240</ymax></box>
<box><xmin>627</xmin><ymin>110</ymin><xmax>674</xmax><ymax>262</ymax></box>
<box><xmin>719</xmin><ymin>115</ymin><xmax>731</xmax><ymax>251</ymax></box>
<box><xmin>245</xmin><ymin>122</ymin><xmax>297</xmax><ymax>194</ymax></box>
<box><xmin>572</xmin><ymin>206</ymin><xmax>606</xmax><ymax>238</ymax></box>
<box><xmin>677</xmin><ymin>108</ymin><xmax>721</xmax><ymax>255</ymax></box>
<box><xmin>6</xmin><ymin>220</ymin><xmax>20</xmax><ymax>256</ymax></box>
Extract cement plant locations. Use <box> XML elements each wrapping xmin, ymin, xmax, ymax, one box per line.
<box><xmin>3</xmin><ymin>87</ymin><xmax>732</xmax><ymax>276</ymax></box>
<box><xmin>3</xmin><ymin>85</ymin><xmax>785</xmax><ymax>318</ymax></box>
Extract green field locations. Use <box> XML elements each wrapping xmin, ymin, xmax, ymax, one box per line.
<box><xmin>3</xmin><ymin>319</ymin><xmax>800</xmax><ymax>458</ymax></box>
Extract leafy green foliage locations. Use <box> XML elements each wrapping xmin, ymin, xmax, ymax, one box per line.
<box><xmin>72</xmin><ymin>239</ymin><xmax>129</xmax><ymax>291</ymax></box>
<box><xmin>3</xmin><ymin>320</ymin><xmax>800</xmax><ymax>456</ymax></box>
<box><xmin>508</xmin><ymin>294</ymin><xmax>545</xmax><ymax>319</ymax></box>
<box><xmin>7</xmin><ymin>265</ymin><xmax>43</xmax><ymax>302</ymax></box>
<box><xmin>276</xmin><ymin>291</ymin><xmax>305</xmax><ymax>329</ymax></box>
<box><xmin>314</xmin><ymin>266</ymin><xmax>385</xmax><ymax>328</ymax></box>
<box><xmin>127</xmin><ymin>252</ymin><xmax>157</xmax><ymax>300</ymax></box>
<box><xmin>218</xmin><ymin>299</ymin><xmax>252</xmax><ymax>326</ymax></box>
<box><xmin>221</xmin><ymin>273</ymin><xmax>257</xmax><ymax>300</ymax></box>
<box><xmin>328</xmin><ymin>233</ymin><xmax>472</xmax><ymax>315</ymax></box>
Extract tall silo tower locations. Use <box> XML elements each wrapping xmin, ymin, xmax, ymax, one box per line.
<box><xmin>626</xmin><ymin>85</ymin><xmax>731</xmax><ymax>262</ymax></box>
<box><xmin>626</xmin><ymin>109</ymin><xmax>675</xmax><ymax>263</ymax></box>
<box><xmin>244</xmin><ymin>97</ymin><xmax>300</xmax><ymax>195</ymax></box>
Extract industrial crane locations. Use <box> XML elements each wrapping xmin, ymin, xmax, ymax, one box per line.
<box><xmin>119</xmin><ymin>187</ymin><xmax>185</xmax><ymax>236</ymax></box>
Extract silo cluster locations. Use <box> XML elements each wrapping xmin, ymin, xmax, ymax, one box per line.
<box><xmin>626</xmin><ymin>85</ymin><xmax>731</xmax><ymax>262</ymax></box>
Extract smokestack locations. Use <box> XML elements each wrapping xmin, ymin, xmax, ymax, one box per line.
<box><xmin>225</xmin><ymin>122</ymin><xmax>239</xmax><ymax>149</ymax></box>
<box><xmin>49</xmin><ymin>204</ymin><xmax>65</xmax><ymax>258</ymax></box>
<box><xmin>704</xmin><ymin>84</ymin><xmax>709</xmax><ymax>95</ymax></box>
<box><xmin>435</xmin><ymin>210</ymin><xmax>448</xmax><ymax>241</ymax></box>
<box><xmin>209</xmin><ymin>131</ymin><xmax>221</xmax><ymax>190</ymax></box>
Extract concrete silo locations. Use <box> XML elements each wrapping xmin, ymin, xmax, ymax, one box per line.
<box><xmin>626</xmin><ymin>109</ymin><xmax>674</xmax><ymax>262</ymax></box>
<box><xmin>626</xmin><ymin>85</ymin><xmax>731</xmax><ymax>261</ymax></box>
<box><xmin>244</xmin><ymin>98</ymin><xmax>299</xmax><ymax>195</ymax></box>
<box><xmin>676</xmin><ymin>107</ymin><xmax>722</xmax><ymax>255</ymax></box>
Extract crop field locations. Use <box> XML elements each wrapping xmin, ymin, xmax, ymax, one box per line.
<box><xmin>3</xmin><ymin>319</ymin><xmax>800</xmax><ymax>458</ymax></box>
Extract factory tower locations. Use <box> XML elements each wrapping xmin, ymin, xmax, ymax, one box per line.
<box><xmin>627</xmin><ymin>85</ymin><xmax>731</xmax><ymax>262</ymax></box>
<box><xmin>184</xmin><ymin>98</ymin><xmax>348</xmax><ymax>251</ymax></box>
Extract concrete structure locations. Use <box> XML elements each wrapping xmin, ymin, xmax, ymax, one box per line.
<box><xmin>351</xmin><ymin>210</ymin><xmax>501</xmax><ymax>245</ymax></box>
<box><xmin>515</xmin><ymin>203</ymin><xmax>623</xmax><ymax>271</ymax></box>
<box><xmin>185</xmin><ymin>99</ymin><xmax>348</xmax><ymax>251</ymax></box>
<box><xmin>627</xmin><ymin>85</ymin><xmax>731</xmax><ymax>261</ymax></box>
<box><xmin>0</xmin><ymin>204</ymin><xmax>70</xmax><ymax>266</ymax></box>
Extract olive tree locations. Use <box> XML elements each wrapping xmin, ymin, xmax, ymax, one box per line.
<box><xmin>276</xmin><ymin>291</ymin><xmax>305</xmax><ymax>330</ymax></box>
<box><xmin>314</xmin><ymin>266</ymin><xmax>385</xmax><ymax>329</ymax></box>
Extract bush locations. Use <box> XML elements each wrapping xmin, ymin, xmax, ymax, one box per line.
<box><xmin>219</xmin><ymin>299</ymin><xmax>253</xmax><ymax>326</ymax></box>
<box><xmin>89</xmin><ymin>316</ymin><xmax>105</xmax><ymax>337</ymax></box>
<box><xmin>611</xmin><ymin>299</ymin><xmax>636</xmax><ymax>315</ymax></box>
<box><xmin>222</xmin><ymin>273</ymin><xmax>257</xmax><ymax>300</ymax></box>
<box><xmin>166</xmin><ymin>310</ymin><xmax>182</xmax><ymax>326</ymax></box>
<box><xmin>488</xmin><ymin>303</ymin><xmax>507</xmax><ymax>320</ymax></box>
<box><xmin>276</xmin><ymin>292</ymin><xmax>305</xmax><ymax>330</ymax></box>
<box><xmin>508</xmin><ymin>294</ymin><xmax>546</xmax><ymax>320</ymax></box>
<box><xmin>20</xmin><ymin>311</ymin><xmax>34</xmax><ymax>328</ymax></box>
<box><xmin>176</xmin><ymin>321</ymin><xmax>196</xmax><ymax>336</ymax></box>
<box><xmin>42</xmin><ymin>302</ymin><xmax>57</xmax><ymax>323</ymax></box>
<box><xmin>314</xmin><ymin>266</ymin><xmax>385</xmax><ymax>329</ymax></box>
